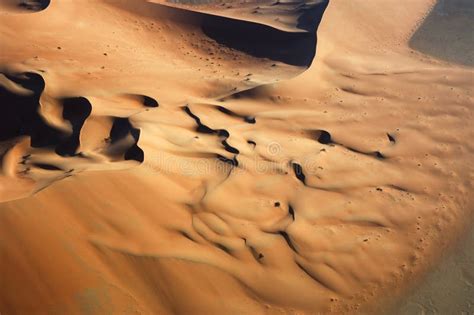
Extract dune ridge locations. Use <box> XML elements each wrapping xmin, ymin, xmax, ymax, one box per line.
<box><xmin>0</xmin><ymin>0</ymin><xmax>328</xmax><ymax>201</ymax></box>
<box><xmin>0</xmin><ymin>0</ymin><xmax>473</xmax><ymax>314</ymax></box>
<box><xmin>150</xmin><ymin>0</ymin><xmax>329</xmax><ymax>33</ymax></box>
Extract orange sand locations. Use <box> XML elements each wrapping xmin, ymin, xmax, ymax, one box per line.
<box><xmin>0</xmin><ymin>0</ymin><xmax>473</xmax><ymax>314</ymax></box>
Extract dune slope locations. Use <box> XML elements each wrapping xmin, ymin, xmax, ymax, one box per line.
<box><xmin>0</xmin><ymin>0</ymin><xmax>473</xmax><ymax>314</ymax></box>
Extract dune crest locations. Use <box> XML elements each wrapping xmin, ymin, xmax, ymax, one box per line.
<box><xmin>149</xmin><ymin>0</ymin><xmax>329</xmax><ymax>32</ymax></box>
<box><xmin>0</xmin><ymin>0</ymin><xmax>473</xmax><ymax>314</ymax></box>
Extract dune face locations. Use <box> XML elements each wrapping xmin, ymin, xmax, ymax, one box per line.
<box><xmin>0</xmin><ymin>0</ymin><xmax>327</xmax><ymax>202</ymax></box>
<box><xmin>151</xmin><ymin>0</ymin><xmax>329</xmax><ymax>32</ymax></box>
<box><xmin>0</xmin><ymin>0</ymin><xmax>473</xmax><ymax>314</ymax></box>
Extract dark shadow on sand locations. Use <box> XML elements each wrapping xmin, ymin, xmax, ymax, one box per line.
<box><xmin>0</xmin><ymin>72</ymin><xmax>145</xmax><ymax>163</ymax></box>
<box><xmin>201</xmin><ymin>0</ymin><xmax>329</xmax><ymax>67</ymax></box>
<box><xmin>18</xmin><ymin>0</ymin><xmax>50</xmax><ymax>11</ymax></box>
<box><xmin>0</xmin><ymin>72</ymin><xmax>63</xmax><ymax>147</ymax></box>
<box><xmin>108</xmin><ymin>0</ymin><xmax>329</xmax><ymax>67</ymax></box>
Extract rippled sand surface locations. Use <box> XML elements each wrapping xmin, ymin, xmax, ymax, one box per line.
<box><xmin>0</xmin><ymin>0</ymin><xmax>473</xmax><ymax>314</ymax></box>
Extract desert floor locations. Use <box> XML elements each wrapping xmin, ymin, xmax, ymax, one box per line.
<box><xmin>0</xmin><ymin>0</ymin><xmax>473</xmax><ymax>314</ymax></box>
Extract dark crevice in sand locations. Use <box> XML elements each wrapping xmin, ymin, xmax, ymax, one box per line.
<box><xmin>340</xmin><ymin>86</ymin><xmax>368</xmax><ymax>96</ymax></box>
<box><xmin>142</xmin><ymin>95</ymin><xmax>159</xmax><ymax>108</ymax></box>
<box><xmin>310</xmin><ymin>129</ymin><xmax>386</xmax><ymax>160</ymax></box>
<box><xmin>279</xmin><ymin>231</ymin><xmax>298</xmax><ymax>253</ymax></box>
<box><xmin>243</xmin><ymin>238</ymin><xmax>264</xmax><ymax>263</ymax></box>
<box><xmin>214</xmin><ymin>243</ymin><xmax>233</xmax><ymax>256</ymax></box>
<box><xmin>244</xmin><ymin>116</ymin><xmax>256</xmax><ymax>124</ymax></box>
<box><xmin>110</xmin><ymin>118</ymin><xmax>135</xmax><ymax>143</ymax></box>
<box><xmin>292</xmin><ymin>162</ymin><xmax>306</xmax><ymax>184</ymax></box>
<box><xmin>217</xmin><ymin>130</ymin><xmax>240</xmax><ymax>154</ymax></box>
<box><xmin>55</xmin><ymin>97</ymin><xmax>92</xmax><ymax>156</ymax></box>
<box><xmin>183</xmin><ymin>105</ymin><xmax>215</xmax><ymax>134</ymax></box>
<box><xmin>179</xmin><ymin>231</ymin><xmax>197</xmax><ymax>243</ymax></box>
<box><xmin>289</xmin><ymin>205</ymin><xmax>295</xmax><ymax>221</ymax></box>
<box><xmin>222</xmin><ymin>139</ymin><xmax>239</xmax><ymax>154</ymax></box>
<box><xmin>216</xmin><ymin>154</ymin><xmax>239</xmax><ymax>167</ymax></box>
<box><xmin>306</xmin><ymin>129</ymin><xmax>333</xmax><ymax>144</ymax></box>
<box><xmin>62</xmin><ymin>97</ymin><xmax>92</xmax><ymax>130</ymax></box>
<box><xmin>0</xmin><ymin>72</ymin><xmax>63</xmax><ymax>147</ymax></box>
<box><xmin>341</xmin><ymin>219</ymin><xmax>387</xmax><ymax>229</ymax></box>
<box><xmin>31</xmin><ymin>162</ymin><xmax>63</xmax><ymax>171</ymax></box>
<box><xmin>109</xmin><ymin>118</ymin><xmax>144</xmax><ymax>162</ymax></box>
<box><xmin>248</xmin><ymin>244</ymin><xmax>264</xmax><ymax>264</ymax></box>
<box><xmin>345</xmin><ymin>147</ymin><xmax>385</xmax><ymax>160</ymax></box>
<box><xmin>295</xmin><ymin>261</ymin><xmax>335</xmax><ymax>293</ymax></box>
<box><xmin>316</xmin><ymin>130</ymin><xmax>332</xmax><ymax>144</ymax></box>
<box><xmin>247</xmin><ymin>140</ymin><xmax>256</xmax><ymax>147</ymax></box>
<box><xmin>124</xmin><ymin>142</ymin><xmax>144</xmax><ymax>162</ymax></box>
<box><xmin>216</xmin><ymin>105</ymin><xmax>256</xmax><ymax>124</ymax></box>
<box><xmin>183</xmin><ymin>105</ymin><xmax>240</xmax><ymax>162</ymax></box>
<box><xmin>387</xmin><ymin>133</ymin><xmax>396</xmax><ymax>143</ymax></box>
<box><xmin>388</xmin><ymin>185</ymin><xmax>410</xmax><ymax>193</ymax></box>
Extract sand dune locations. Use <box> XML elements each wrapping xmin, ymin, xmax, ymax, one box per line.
<box><xmin>0</xmin><ymin>0</ymin><xmax>473</xmax><ymax>314</ymax></box>
<box><xmin>149</xmin><ymin>0</ymin><xmax>328</xmax><ymax>33</ymax></box>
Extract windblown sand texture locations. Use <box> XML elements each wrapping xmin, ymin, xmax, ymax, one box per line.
<box><xmin>0</xmin><ymin>0</ymin><xmax>473</xmax><ymax>314</ymax></box>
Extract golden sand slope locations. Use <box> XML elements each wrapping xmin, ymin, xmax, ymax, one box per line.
<box><xmin>0</xmin><ymin>0</ymin><xmax>473</xmax><ymax>314</ymax></box>
<box><xmin>149</xmin><ymin>0</ymin><xmax>328</xmax><ymax>32</ymax></box>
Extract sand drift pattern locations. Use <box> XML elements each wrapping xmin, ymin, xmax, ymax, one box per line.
<box><xmin>0</xmin><ymin>0</ymin><xmax>328</xmax><ymax>198</ymax></box>
<box><xmin>0</xmin><ymin>70</ymin><xmax>150</xmax><ymax>194</ymax></box>
<box><xmin>1</xmin><ymin>1</ymin><xmax>473</xmax><ymax>315</ymax></box>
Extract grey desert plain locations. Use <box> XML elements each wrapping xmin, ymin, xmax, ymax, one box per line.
<box><xmin>0</xmin><ymin>0</ymin><xmax>473</xmax><ymax>314</ymax></box>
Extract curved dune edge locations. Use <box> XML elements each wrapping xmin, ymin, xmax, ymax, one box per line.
<box><xmin>148</xmin><ymin>0</ymin><xmax>329</xmax><ymax>33</ymax></box>
<box><xmin>0</xmin><ymin>0</ymin><xmax>50</xmax><ymax>13</ymax></box>
<box><xmin>0</xmin><ymin>0</ymin><xmax>327</xmax><ymax>200</ymax></box>
<box><xmin>0</xmin><ymin>0</ymin><xmax>473</xmax><ymax>314</ymax></box>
